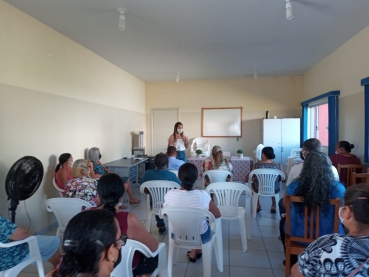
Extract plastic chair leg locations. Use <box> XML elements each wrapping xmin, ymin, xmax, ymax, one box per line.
<box><xmin>252</xmin><ymin>193</ymin><xmax>259</xmax><ymax>218</ymax></box>
<box><xmin>238</xmin><ymin>212</ymin><xmax>247</xmax><ymax>252</ymax></box>
<box><xmin>245</xmin><ymin>213</ymin><xmax>251</xmax><ymax>240</ymax></box>
<box><xmin>145</xmin><ymin>211</ymin><xmax>153</xmax><ymax>233</ymax></box>
<box><xmin>202</xmin><ymin>242</ymin><xmax>213</xmax><ymax>277</ymax></box>
<box><xmin>274</xmin><ymin>193</ymin><xmax>280</xmax><ymax>219</ymax></box>
<box><xmin>167</xmin><ymin>239</ymin><xmax>175</xmax><ymax>277</ymax></box>
<box><xmin>214</xmin><ymin>218</ymin><xmax>223</xmax><ymax>272</ymax></box>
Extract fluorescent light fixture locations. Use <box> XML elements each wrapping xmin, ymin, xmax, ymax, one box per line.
<box><xmin>286</xmin><ymin>0</ymin><xmax>293</xmax><ymax>20</ymax></box>
<box><xmin>117</xmin><ymin>7</ymin><xmax>127</xmax><ymax>31</ymax></box>
<box><xmin>176</xmin><ymin>72</ymin><xmax>180</xmax><ymax>82</ymax></box>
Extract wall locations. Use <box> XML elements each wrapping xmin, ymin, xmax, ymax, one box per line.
<box><xmin>303</xmin><ymin>25</ymin><xmax>369</xmax><ymax>161</ymax></box>
<box><xmin>145</xmin><ymin>77</ymin><xmax>303</xmax><ymax>158</ymax></box>
<box><xmin>0</xmin><ymin>1</ymin><xmax>146</xmax><ymax>233</ymax></box>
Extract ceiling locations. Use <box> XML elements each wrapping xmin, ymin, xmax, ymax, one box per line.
<box><xmin>5</xmin><ymin>0</ymin><xmax>369</xmax><ymax>82</ymax></box>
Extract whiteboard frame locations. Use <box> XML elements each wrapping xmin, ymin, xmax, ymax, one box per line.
<box><xmin>201</xmin><ymin>107</ymin><xmax>242</xmax><ymax>137</ymax></box>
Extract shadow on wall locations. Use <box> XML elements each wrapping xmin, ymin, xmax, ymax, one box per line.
<box><xmin>43</xmin><ymin>155</ymin><xmax>58</xmax><ymax>199</ymax></box>
<box><xmin>84</xmin><ymin>148</ymin><xmax>89</xmax><ymax>160</ymax></box>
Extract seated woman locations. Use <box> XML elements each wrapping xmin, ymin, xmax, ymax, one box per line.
<box><xmin>54</xmin><ymin>153</ymin><xmax>73</xmax><ymax>191</ymax></box>
<box><xmin>202</xmin><ymin>145</ymin><xmax>233</xmax><ymax>188</ymax></box>
<box><xmin>64</xmin><ymin>159</ymin><xmax>98</xmax><ymax>207</ymax></box>
<box><xmin>292</xmin><ymin>184</ymin><xmax>369</xmax><ymax>277</ymax></box>
<box><xmin>163</xmin><ymin>163</ymin><xmax>221</xmax><ymax>263</ymax></box>
<box><xmin>329</xmin><ymin>140</ymin><xmax>361</xmax><ymax>185</ymax></box>
<box><xmin>245</xmin><ymin>146</ymin><xmax>285</xmax><ymax>213</ymax></box>
<box><xmin>281</xmin><ymin>151</ymin><xmax>346</xmax><ymax>266</ymax></box>
<box><xmin>88</xmin><ymin>147</ymin><xmax>141</xmax><ymax>206</ymax></box>
<box><xmin>47</xmin><ymin>209</ymin><xmax>123</xmax><ymax>277</ymax></box>
<box><xmin>95</xmin><ymin>173</ymin><xmax>159</xmax><ymax>277</ymax></box>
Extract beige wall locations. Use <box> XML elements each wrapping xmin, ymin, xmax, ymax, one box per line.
<box><xmin>303</xmin><ymin>25</ymin><xmax>369</xmax><ymax>160</ymax></box>
<box><xmin>0</xmin><ymin>2</ymin><xmax>146</xmax><ymax>233</ymax></box>
<box><xmin>146</xmin><ymin>77</ymin><xmax>303</xmax><ymax>158</ymax></box>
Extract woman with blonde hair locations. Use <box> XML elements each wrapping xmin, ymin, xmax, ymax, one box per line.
<box><xmin>64</xmin><ymin>159</ymin><xmax>98</xmax><ymax>207</ymax></box>
<box><xmin>202</xmin><ymin>145</ymin><xmax>233</xmax><ymax>188</ymax></box>
<box><xmin>88</xmin><ymin>147</ymin><xmax>141</xmax><ymax>206</ymax></box>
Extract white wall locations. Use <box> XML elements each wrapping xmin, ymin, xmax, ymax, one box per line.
<box><xmin>0</xmin><ymin>1</ymin><xmax>146</xmax><ymax>233</ymax></box>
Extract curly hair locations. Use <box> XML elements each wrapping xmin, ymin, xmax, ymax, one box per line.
<box><xmin>294</xmin><ymin>151</ymin><xmax>335</xmax><ymax>215</ymax></box>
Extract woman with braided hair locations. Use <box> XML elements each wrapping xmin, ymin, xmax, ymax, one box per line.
<box><xmin>95</xmin><ymin>173</ymin><xmax>158</xmax><ymax>277</ymax></box>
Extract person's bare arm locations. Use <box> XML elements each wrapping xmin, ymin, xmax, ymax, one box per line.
<box><xmin>291</xmin><ymin>262</ymin><xmax>304</xmax><ymax>277</ymax></box>
<box><xmin>56</xmin><ymin>169</ymin><xmax>68</xmax><ymax>189</ymax></box>
<box><xmin>9</xmin><ymin>226</ymin><xmax>29</xmax><ymax>241</ymax></box>
<box><xmin>280</xmin><ymin>164</ymin><xmax>286</xmax><ymax>181</ymax></box>
<box><xmin>127</xmin><ymin>213</ymin><xmax>158</xmax><ymax>252</ymax></box>
<box><xmin>209</xmin><ymin>200</ymin><xmax>221</xmax><ymax>218</ymax></box>
<box><xmin>168</xmin><ymin>135</ymin><xmax>174</xmax><ymax>147</ymax></box>
<box><xmin>88</xmin><ymin>161</ymin><xmax>103</xmax><ymax>179</ymax></box>
<box><xmin>183</xmin><ymin>135</ymin><xmax>189</xmax><ymax>149</ymax></box>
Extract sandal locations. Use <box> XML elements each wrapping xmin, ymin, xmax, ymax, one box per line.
<box><xmin>119</xmin><ymin>205</ymin><xmax>127</xmax><ymax>209</ymax></box>
<box><xmin>257</xmin><ymin>207</ymin><xmax>262</xmax><ymax>213</ymax></box>
<box><xmin>270</xmin><ymin>207</ymin><xmax>276</xmax><ymax>213</ymax></box>
<box><xmin>129</xmin><ymin>199</ymin><xmax>141</xmax><ymax>205</ymax></box>
<box><xmin>186</xmin><ymin>251</ymin><xmax>197</xmax><ymax>263</ymax></box>
<box><xmin>187</xmin><ymin>251</ymin><xmax>202</xmax><ymax>259</ymax></box>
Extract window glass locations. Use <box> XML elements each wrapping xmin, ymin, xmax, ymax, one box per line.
<box><xmin>308</xmin><ymin>103</ymin><xmax>328</xmax><ymax>147</ymax></box>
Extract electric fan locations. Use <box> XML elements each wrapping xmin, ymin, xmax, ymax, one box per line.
<box><xmin>5</xmin><ymin>156</ymin><xmax>44</xmax><ymax>223</ymax></box>
<box><xmin>253</xmin><ymin>144</ymin><xmax>264</xmax><ymax>162</ymax></box>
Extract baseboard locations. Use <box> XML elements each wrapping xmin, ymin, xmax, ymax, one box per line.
<box><xmin>33</xmin><ymin>221</ymin><xmax>58</xmax><ymax>235</ymax></box>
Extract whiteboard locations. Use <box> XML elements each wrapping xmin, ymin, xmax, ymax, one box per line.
<box><xmin>202</xmin><ymin>107</ymin><xmax>242</xmax><ymax>137</ymax></box>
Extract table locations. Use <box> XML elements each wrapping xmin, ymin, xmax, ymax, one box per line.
<box><xmin>104</xmin><ymin>158</ymin><xmax>148</xmax><ymax>187</ymax></box>
<box><xmin>187</xmin><ymin>156</ymin><xmax>253</xmax><ymax>181</ymax></box>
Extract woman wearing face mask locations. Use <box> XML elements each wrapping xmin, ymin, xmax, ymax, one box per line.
<box><xmin>55</xmin><ymin>153</ymin><xmax>73</xmax><ymax>191</ymax></box>
<box><xmin>88</xmin><ymin>147</ymin><xmax>141</xmax><ymax>206</ymax></box>
<box><xmin>281</xmin><ymin>151</ymin><xmax>346</xmax><ymax>267</ymax></box>
<box><xmin>168</xmin><ymin>122</ymin><xmax>189</xmax><ymax>162</ymax></box>
<box><xmin>47</xmin><ymin>209</ymin><xmax>124</xmax><ymax>277</ymax></box>
<box><xmin>95</xmin><ymin>173</ymin><xmax>159</xmax><ymax>277</ymax></box>
<box><xmin>329</xmin><ymin>141</ymin><xmax>361</xmax><ymax>186</ymax></box>
<box><xmin>291</xmin><ymin>184</ymin><xmax>369</xmax><ymax>277</ymax></box>
<box><xmin>64</xmin><ymin>159</ymin><xmax>98</xmax><ymax>207</ymax></box>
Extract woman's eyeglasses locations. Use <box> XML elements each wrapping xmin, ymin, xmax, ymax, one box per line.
<box><xmin>115</xmin><ymin>234</ymin><xmax>128</xmax><ymax>248</ymax></box>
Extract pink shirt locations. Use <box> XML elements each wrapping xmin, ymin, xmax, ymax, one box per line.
<box><xmin>55</xmin><ymin>168</ymin><xmax>73</xmax><ymax>191</ymax></box>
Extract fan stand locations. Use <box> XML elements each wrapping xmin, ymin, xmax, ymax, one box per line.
<box><xmin>8</xmin><ymin>197</ymin><xmax>19</xmax><ymax>223</ymax></box>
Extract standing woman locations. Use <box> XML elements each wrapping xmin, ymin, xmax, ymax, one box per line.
<box><xmin>55</xmin><ymin>153</ymin><xmax>73</xmax><ymax>191</ymax></box>
<box><xmin>168</xmin><ymin>122</ymin><xmax>189</xmax><ymax>162</ymax></box>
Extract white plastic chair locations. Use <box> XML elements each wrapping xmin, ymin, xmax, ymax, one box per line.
<box><xmin>44</xmin><ymin>198</ymin><xmax>91</xmax><ymax>240</ymax></box>
<box><xmin>248</xmin><ymin>169</ymin><xmax>285</xmax><ymax>218</ymax></box>
<box><xmin>111</xmin><ymin>240</ymin><xmax>168</xmax><ymax>277</ymax></box>
<box><xmin>205</xmin><ymin>182</ymin><xmax>252</xmax><ymax>252</ymax></box>
<box><xmin>53</xmin><ymin>177</ymin><xmax>64</xmax><ymax>197</ymax></box>
<box><xmin>0</xmin><ymin>236</ymin><xmax>45</xmax><ymax>277</ymax></box>
<box><xmin>191</xmin><ymin>138</ymin><xmax>211</xmax><ymax>157</ymax></box>
<box><xmin>202</xmin><ymin>170</ymin><xmax>233</xmax><ymax>187</ymax></box>
<box><xmin>159</xmin><ymin>207</ymin><xmax>223</xmax><ymax>277</ymax></box>
<box><xmin>139</xmin><ymin>181</ymin><xmax>181</xmax><ymax>232</ymax></box>
<box><xmin>289</xmin><ymin>148</ymin><xmax>302</xmax><ymax>158</ymax></box>
<box><xmin>168</xmin><ymin>170</ymin><xmax>178</xmax><ymax>177</ymax></box>
<box><xmin>222</xmin><ymin>151</ymin><xmax>231</xmax><ymax>158</ymax></box>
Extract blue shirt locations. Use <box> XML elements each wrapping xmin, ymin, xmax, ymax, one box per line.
<box><xmin>0</xmin><ymin>216</ymin><xmax>29</xmax><ymax>271</ymax></box>
<box><xmin>286</xmin><ymin>180</ymin><xmax>346</xmax><ymax>238</ymax></box>
<box><xmin>141</xmin><ymin>169</ymin><xmax>181</xmax><ymax>185</ymax></box>
<box><xmin>167</xmin><ymin>157</ymin><xmax>185</xmax><ymax>170</ymax></box>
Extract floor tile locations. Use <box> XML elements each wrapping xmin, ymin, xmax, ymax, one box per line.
<box><xmin>231</xmin><ymin>266</ymin><xmax>275</xmax><ymax>277</ymax></box>
<box><xmin>268</xmin><ymin>251</ymin><xmax>286</xmax><ymax>270</ymax></box>
<box><xmin>263</xmin><ymin>237</ymin><xmax>284</xmax><ymax>252</ymax></box>
<box><xmin>229</xmin><ymin>249</ymin><xmax>271</xmax><ymax>268</ymax></box>
<box><xmin>257</xmin><ymin>216</ymin><xmax>280</xmax><ymax>227</ymax></box>
<box><xmin>229</xmin><ymin>235</ymin><xmax>265</xmax><ymax>251</ymax></box>
<box><xmin>186</xmin><ymin>263</ymin><xmax>229</xmax><ymax>277</ymax></box>
<box><xmin>273</xmin><ymin>268</ymin><xmax>286</xmax><ymax>277</ymax></box>
<box><xmin>259</xmin><ymin>226</ymin><xmax>280</xmax><ymax>238</ymax></box>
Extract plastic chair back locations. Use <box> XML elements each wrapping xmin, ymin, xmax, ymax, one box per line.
<box><xmin>222</xmin><ymin>151</ymin><xmax>231</xmax><ymax>158</ymax></box>
<box><xmin>248</xmin><ymin>169</ymin><xmax>285</xmax><ymax>196</ymax></box>
<box><xmin>44</xmin><ymin>198</ymin><xmax>91</xmax><ymax>239</ymax></box>
<box><xmin>0</xmin><ymin>236</ymin><xmax>45</xmax><ymax>277</ymax></box>
<box><xmin>202</xmin><ymin>170</ymin><xmax>233</xmax><ymax>184</ymax></box>
<box><xmin>53</xmin><ymin>177</ymin><xmax>64</xmax><ymax>197</ymax></box>
<box><xmin>289</xmin><ymin>148</ymin><xmax>302</xmax><ymax>158</ymax></box>
<box><xmin>191</xmin><ymin>138</ymin><xmax>211</xmax><ymax>156</ymax></box>
<box><xmin>139</xmin><ymin>181</ymin><xmax>181</xmax><ymax>232</ymax></box>
<box><xmin>111</xmin><ymin>240</ymin><xmax>168</xmax><ymax>277</ymax></box>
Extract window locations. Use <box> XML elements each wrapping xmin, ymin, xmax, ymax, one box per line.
<box><xmin>361</xmin><ymin>76</ymin><xmax>369</xmax><ymax>163</ymax></box>
<box><xmin>308</xmin><ymin>103</ymin><xmax>329</xmax><ymax>147</ymax></box>
<box><xmin>301</xmin><ymin>91</ymin><xmax>339</xmax><ymax>155</ymax></box>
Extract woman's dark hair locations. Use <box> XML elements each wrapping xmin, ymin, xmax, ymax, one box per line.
<box><xmin>303</xmin><ymin>138</ymin><xmax>322</xmax><ymax>152</ymax></box>
<box><xmin>55</xmin><ymin>153</ymin><xmax>71</xmax><ymax>173</ymax></box>
<box><xmin>295</xmin><ymin>151</ymin><xmax>335</xmax><ymax>215</ymax></box>
<box><xmin>339</xmin><ymin>141</ymin><xmax>354</xmax><ymax>153</ymax></box>
<box><xmin>262</xmin><ymin>147</ymin><xmax>275</xmax><ymax>160</ymax></box>
<box><xmin>343</xmin><ymin>184</ymin><xmax>369</xmax><ymax>230</ymax></box>
<box><xmin>154</xmin><ymin>153</ymin><xmax>169</xmax><ymax>169</ymax></box>
<box><xmin>172</xmin><ymin>122</ymin><xmax>184</xmax><ymax>143</ymax></box>
<box><xmin>58</xmin><ymin>209</ymin><xmax>117</xmax><ymax>277</ymax></box>
<box><xmin>97</xmin><ymin>173</ymin><xmax>124</xmax><ymax>214</ymax></box>
<box><xmin>178</xmin><ymin>163</ymin><xmax>198</xmax><ymax>191</ymax></box>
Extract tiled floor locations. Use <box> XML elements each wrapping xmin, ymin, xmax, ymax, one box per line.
<box><xmin>20</xmin><ymin>184</ymin><xmax>287</xmax><ymax>277</ymax></box>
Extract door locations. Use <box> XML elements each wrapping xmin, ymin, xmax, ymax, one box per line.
<box><xmin>152</xmin><ymin>108</ymin><xmax>179</xmax><ymax>156</ymax></box>
<box><xmin>262</xmin><ymin>119</ymin><xmax>282</xmax><ymax>163</ymax></box>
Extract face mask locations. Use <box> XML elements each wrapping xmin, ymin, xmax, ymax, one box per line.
<box><xmin>69</xmin><ymin>161</ymin><xmax>73</xmax><ymax>167</ymax></box>
<box><xmin>177</xmin><ymin>129</ymin><xmax>183</xmax><ymax>134</ymax></box>
<box><xmin>335</xmin><ymin>151</ymin><xmax>340</xmax><ymax>154</ymax></box>
<box><xmin>113</xmin><ymin>248</ymin><xmax>122</xmax><ymax>268</ymax></box>
<box><xmin>99</xmin><ymin>154</ymin><xmax>102</xmax><ymax>160</ymax></box>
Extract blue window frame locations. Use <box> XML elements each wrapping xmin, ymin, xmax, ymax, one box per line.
<box><xmin>301</xmin><ymin>91</ymin><xmax>340</xmax><ymax>155</ymax></box>
<box><xmin>361</xmin><ymin>76</ymin><xmax>369</xmax><ymax>163</ymax></box>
